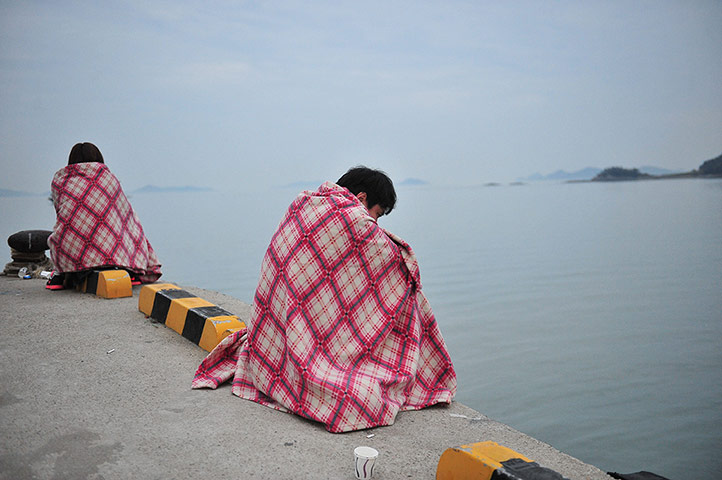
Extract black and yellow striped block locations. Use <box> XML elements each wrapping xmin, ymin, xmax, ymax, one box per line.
<box><xmin>198</xmin><ymin>312</ymin><xmax>245</xmax><ymax>352</ymax></box>
<box><xmin>138</xmin><ymin>284</ymin><xmax>246</xmax><ymax>351</ymax></box>
<box><xmin>77</xmin><ymin>270</ymin><xmax>133</xmax><ymax>299</ymax></box>
<box><xmin>436</xmin><ymin>441</ymin><xmax>569</xmax><ymax>480</ymax></box>
<box><xmin>138</xmin><ymin>283</ymin><xmax>186</xmax><ymax>319</ymax></box>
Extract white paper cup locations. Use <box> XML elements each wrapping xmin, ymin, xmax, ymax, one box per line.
<box><xmin>354</xmin><ymin>446</ymin><xmax>378</xmax><ymax>479</ymax></box>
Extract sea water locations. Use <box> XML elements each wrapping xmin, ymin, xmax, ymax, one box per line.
<box><xmin>2</xmin><ymin>178</ymin><xmax>720</xmax><ymax>479</ymax></box>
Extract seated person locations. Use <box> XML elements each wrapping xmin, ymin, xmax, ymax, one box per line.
<box><xmin>47</xmin><ymin>142</ymin><xmax>162</xmax><ymax>289</ymax></box>
<box><xmin>193</xmin><ymin>166</ymin><xmax>457</xmax><ymax>433</ymax></box>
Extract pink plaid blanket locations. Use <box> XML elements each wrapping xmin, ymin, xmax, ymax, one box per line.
<box><xmin>193</xmin><ymin>182</ymin><xmax>456</xmax><ymax>432</ymax></box>
<box><xmin>48</xmin><ymin>162</ymin><xmax>162</xmax><ymax>283</ymax></box>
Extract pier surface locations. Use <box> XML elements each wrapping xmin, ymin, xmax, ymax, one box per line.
<box><xmin>0</xmin><ymin>276</ymin><xmax>612</xmax><ymax>479</ymax></box>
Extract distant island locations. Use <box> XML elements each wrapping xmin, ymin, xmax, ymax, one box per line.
<box><xmin>521</xmin><ymin>165</ymin><xmax>682</xmax><ymax>182</ymax></box>
<box><xmin>522</xmin><ymin>167</ymin><xmax>604</xmax><ymax>181</ymax></box>
<box><xmin>591</xmin><ymin>167</ymin><xmax>653</xmax><ymax>181</ymax></box>
<box><xmin>589</xmin><ymin>152</ymin><xmax>722</xmax><ymax>182</ymax></box>
<box><xmin>518</xmin><ymin>152</ymin><xmax>722</xmax><ymax>183</ymax></box>
<box><xmin>398</xmin><ymin>178</ymin><xmax>428</xmax><ymax>186</ymax></box>
<box><xmin>132</xmin><ymin>185</ymin><xmax>213</xmax><ymax>194</ymax></box>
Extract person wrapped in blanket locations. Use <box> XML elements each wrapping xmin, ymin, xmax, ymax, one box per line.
<box><xmin>193</xmin><ymin>166</ymin><xmax>457</xmax><ymax>433</ymax></box>
<box><xmin>46</xmin><ymin>142</ymin><xmax>162</xmax><ymax>290</ymax></box>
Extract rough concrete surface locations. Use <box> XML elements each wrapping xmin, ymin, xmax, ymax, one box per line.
<box><xmin>0</xmin><ymin>276</ymin><xmax>612</xmax><ymax>479</ymax></box>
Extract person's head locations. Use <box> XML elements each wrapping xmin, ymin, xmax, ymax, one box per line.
<box><xmin>68</xmin><ymin>142</ymin><xmax>104</xmax><ymax>165</ymax></box>
<box><xmin>337</xmin><ymin>166</ymin><xmax>396</xmax><ymax>220</ymax></box>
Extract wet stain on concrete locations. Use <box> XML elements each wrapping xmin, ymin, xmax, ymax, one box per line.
<box><xmin>0</xmin><ymin>289</ymin><xmax>22</xmax><ymax>296</ymax></box>
<box><xmin>0</xmin><ymin>430</ymin><xmax>123</xmax><ymax>479</ymax></box>
<box><xmin>0</xmin><ymin>391</ymin><xmax>23</xmax><ymax>407</ymax></box>
<box><xmin>160</xmin><ymin>406</ymin><xmax>184</xmax><ymax>414</ymax></box>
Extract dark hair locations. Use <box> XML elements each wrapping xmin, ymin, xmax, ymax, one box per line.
<box><xmin>337</xmin><ymin>166</ymin><xmax>396</xmax><ymax>215</ymax></box>
<box><xmin>68</xmin><ymin>143</ymin><xmax>105</xmax><ymax>165</ymax></box>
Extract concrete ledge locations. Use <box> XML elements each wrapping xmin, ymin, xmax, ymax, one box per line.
<box><xmin>0</xmin><ymin>276</ymin><xmax>612</xmax><ymax>480</ymax></box>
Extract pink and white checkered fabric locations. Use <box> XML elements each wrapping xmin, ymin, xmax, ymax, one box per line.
<box><xmin>47</xmin><ymin>162</ymin><xmax>162</xmax><ymax>283</ymax></box>
<box><xmin>193</xmin><ymin>182</ymin><xmax>456</xmax><ymax>432</ymax></box>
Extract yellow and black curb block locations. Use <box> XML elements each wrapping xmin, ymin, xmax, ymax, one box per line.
<box><xmin>77</xmin><ymin>270</ymin><xmax>133</xmax><ymax>299</ymax></box>
<box><xmin>436</xmin><ymin>441</ymin><xmax>568</xmax><ymax>480</ymax></box>
<box><xmin>138</xmin><ymin>283</ymin><xmax>246</xmax><ymax>352</ymax></box>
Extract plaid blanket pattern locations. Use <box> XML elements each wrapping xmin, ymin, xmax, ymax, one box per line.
<box><xmin>193</xmin><ymin>182</ymin><xmax>456</xmax><ymax>432</ymax></box>
<box><xmin>48</xmin><ymin>162</ymin><xmax>162</xmax><ymax>283</ymax></box>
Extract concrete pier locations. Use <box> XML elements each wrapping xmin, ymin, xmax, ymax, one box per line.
<box><xmin>0</xmin><ymin>276</ymin><xmax>612</xmax><ymax>479</ymax></box>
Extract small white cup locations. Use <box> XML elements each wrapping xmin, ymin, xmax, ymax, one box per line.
<box><xmin>354</xmin><ymin>446</ymin><xmax>378</xmax><ymax>479</ymax></box>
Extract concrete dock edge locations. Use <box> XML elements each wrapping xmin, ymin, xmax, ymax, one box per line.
<box><xmin>0</xmin><ymin>276</ymin><xmax>612</xmax><ymax>480</ymax></box>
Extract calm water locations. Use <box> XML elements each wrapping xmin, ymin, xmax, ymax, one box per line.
<box><xmin>2</xmin><ymin>178</ymin><xmax>721</xmax><ymax>480</ymax></box>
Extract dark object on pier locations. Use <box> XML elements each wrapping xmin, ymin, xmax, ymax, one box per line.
<box><xmin>7</xmin><ymin>229</ymin><xmax>52</xmax><ymax>253</ymax></box>
<box><xmin>608</xmin><ymin>471</ymin><xmax>671</xmax><ymax>480</ymax></box>
<box><xmin>3</xmin><ymin>230</ymin><xmax>54</xmax><ymax>277</ymax></box>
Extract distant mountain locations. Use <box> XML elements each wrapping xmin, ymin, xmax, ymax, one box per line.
<box><xmin>522</xmin><ymin>165</ymin><xmax>685</xmax><ymax>182</ymax></box>
<box><xmin>520</xmin><ymin>168</ymin><xmax>601</xmax><ymax>181</ymax></box>
<box><xmin>697</xmin><ymin>153</ymin><xmax>722</xmax><ymax>175</ymax></box>
<box><xmin>592</xmin><ymin>167</ymin><xmax>653</xmax><ymax>181</ymax></box>
<box><xmin>586</xmin><ymin>154</ymin><xmax>722</xmax><ymax>182</ymax></box>
<box><xmin>132</xmin><ymin>185</ymin><xmax>213</xmax><ymax>194</ymax></box>
<box><xmin>547</xmin><ymin>168</ymin><xmax>602</xmax><ymax>180</ymax></box>
<box><xmin>638</xmin><ymin>166</ymin><xmax>684</xmax><ymax>176</ymax></box>
<box><xmin>398</xmin><ymin>178</ymin><xmax>428</xmax><ymax>186</ymax></box>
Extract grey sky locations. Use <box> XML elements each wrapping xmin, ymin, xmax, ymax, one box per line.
<box><xmin>1</xmin><ymin>0</ymin><xmax>720</xmax><ymax>192</ymax></box>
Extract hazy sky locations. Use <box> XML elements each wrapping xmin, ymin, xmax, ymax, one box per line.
<box><xmin>1</xmin><ymin>0</ymin><xmax>720</xmax><ymax>192</ymax></box>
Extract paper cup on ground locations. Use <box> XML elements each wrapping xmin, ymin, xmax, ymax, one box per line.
<box><xmin>354</xmin><ymin>446</ymin><xmax>378</xmax><ymax>479</ymax></box>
